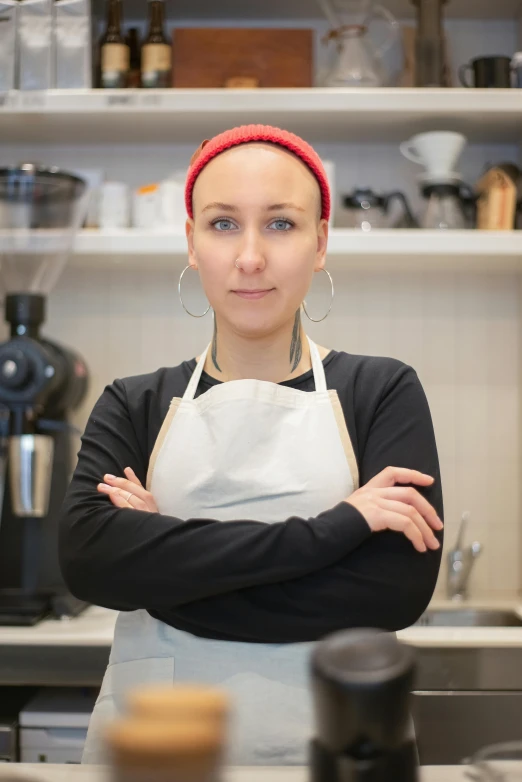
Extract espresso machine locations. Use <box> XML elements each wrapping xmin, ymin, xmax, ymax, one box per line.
<box><xmin>0</xmin><ymin>164</ymin><xmax>90</xmax><ymax>626</ymax></box>
<box><xmin>310</xmin><ymin>628</ymin><xmax>418</xmax><ymax>782</ymax></box>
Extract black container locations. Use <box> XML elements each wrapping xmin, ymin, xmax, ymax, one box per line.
<box><xmin>310</xmin><ymin>628</ymin><xmax>418</xmax><ymax>782</ymax></box>
<box><xmin>459</xmin><ymin>56</ymin><xmax>512</xmax><ymax>88</ymax></box>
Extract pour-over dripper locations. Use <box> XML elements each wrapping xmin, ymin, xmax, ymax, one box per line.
<box><xmin>0</xmin><ymin>164</ymin><xmax>88</xmax><ymax>296</ymax></box>
<box><xmin>400</xmin><ymin>131</ymin><xmax>467</xmax><ymax>183</ymax></box>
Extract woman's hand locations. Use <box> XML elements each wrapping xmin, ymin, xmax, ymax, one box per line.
<box><xmin>345</xmin><ymin>466</ymin><xmax>443</xmax><ymax>553</ymax></box>
<box><xmin>97</xmin><ymin>467</ymin><xmax>159</xmax><ymax>513</ymax></box>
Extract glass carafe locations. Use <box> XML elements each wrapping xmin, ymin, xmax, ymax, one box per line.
<box><xmin>420</xmin><ymin>182</ymin><xmax>476</xmax><ymax>230</ymax></box>
<box><xmin>323</xmin><ymin>25</ymin><xmax>383</xmax><ymax>87</ymax></box>
<box><xmin>319</xmin><ymin>0</ymin><xmax>401</xmax><ymax>87</ymax></box>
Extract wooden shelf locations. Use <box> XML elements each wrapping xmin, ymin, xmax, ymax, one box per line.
<box><xmin>71</xmin><ymin>229</ymin><xmax>522</xmax><ymax>273</ymax></box>
<box><xmin>2</xmin><ymin>89</ymin><xmax>522</xmax><ymax>144</ymax></box>
<box><xmin>93</xmin><ymin>0</ymin><xmax>522</xmax><ymax>21</ymax></box>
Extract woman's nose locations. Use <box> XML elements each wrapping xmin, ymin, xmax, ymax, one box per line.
<box><xmin>235</xmin><ymin>231</ymin><xmax>267</xmax><ymax>273</ymax></box>
<box><xmin>236</xmin><ymin>256</ymin><xmax>265</xmax><ymax>273</ymax></box>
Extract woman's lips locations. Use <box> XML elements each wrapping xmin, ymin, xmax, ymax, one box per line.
<box><xmin>233</xmin><ymin>289</ymin><xmax>274</xmax><ymax>300</ymax></box>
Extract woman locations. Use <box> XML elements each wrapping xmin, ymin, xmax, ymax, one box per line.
<box><xmin>59</xmin><ymin>124</ymin><xmax>443</xmax><ymax>766</ymax></box>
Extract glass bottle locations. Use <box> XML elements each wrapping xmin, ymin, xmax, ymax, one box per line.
<box><xmin>99</xmin><ymin>0</ymin><xmax>129</xmax><ymax>89</ymax></box>
<box><xmin>141</xmin><ymin>0</ymin><xmax>172</xmax><ymax>89</ymax></box>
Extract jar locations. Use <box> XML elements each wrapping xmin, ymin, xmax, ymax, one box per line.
<box><xmin>106</xmin><ymin>719</ymin><xmax>225</xmax><ymax>782</ymax></box>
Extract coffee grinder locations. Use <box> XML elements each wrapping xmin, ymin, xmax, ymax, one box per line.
<box><xmin>310</xmin><ymin>628</ymin><xmax>418</xmax><ymax>782</ymax></box>
<box><xmin>0</xmin><ymin>164</ymin><xmax>90</xmax><ymax>626</ymax></box>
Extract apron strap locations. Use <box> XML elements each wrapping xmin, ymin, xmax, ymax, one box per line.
<box><xmin>183</xmin><ymin>343</ymin><xmax>211</xmax><ymax>400</ymax></box>
<box><xmin>307</xmin><ymin>336</ymin><xmax>327</xmax><ymax>392</ymax></box>
<box><xmin>184</xmin><ymin>336</ymin><xmax>327</xmax><ymax>400</ymax></box>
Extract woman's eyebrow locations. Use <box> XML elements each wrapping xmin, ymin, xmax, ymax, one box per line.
<box><xmin>202</xmin><ymin>201</ymin><xmax>238</xmax><ymax>213</ymax></box>
<box><xmin>201</xmin><ymin>201</ymin><xmax>306</xmax><ymax>213</ymax></box>
<box><xmin>267</xmin><ymin>202</ymin><xmax>306</xmax><ymax>212</ymax></box>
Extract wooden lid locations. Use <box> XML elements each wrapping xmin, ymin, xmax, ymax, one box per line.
<box><xmin>106</xmin><ymin>719</ymin><xmax>223</xmax><ymax>770</ymax></box>
<box><xmin>127</xmin><ymin>684</ymin><xmax>230</xmax><ymax>724</ymax></box>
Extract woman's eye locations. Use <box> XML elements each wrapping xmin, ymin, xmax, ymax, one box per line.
<box><xmin>211</xmin><ymin>218</ymin><xmax>293</xmax><ymax>231</ymax></box>
<box><xmin>212</xmin><ymin>219</ymin><xmax>235</xmax><ymax>231</ymax></box>
<box><xmin>269</xmin><ymin>219</ymin><xmax>293</xmax><ymax>231</ymax></box>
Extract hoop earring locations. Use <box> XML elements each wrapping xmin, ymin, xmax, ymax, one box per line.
<box><xmin>178</xmin><ymin>265</ymin><xmax>211</xmax><ymax>318</ymax></box>
<box><xmin>302</xmin><ymin>268</ymin><xmax>334</xmax><ymax>323</ymax></box>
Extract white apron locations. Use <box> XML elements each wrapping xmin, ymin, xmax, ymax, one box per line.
<box><xmin>82</xmin><ymin>337</ymin><xmax>359</xmax><ymax>766</ymax></box>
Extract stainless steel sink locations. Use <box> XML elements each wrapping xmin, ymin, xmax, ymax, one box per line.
<box><xmin>413</xmin><ymin>608</ymin><xmax>522</xmax><ymax>627</ymax></box>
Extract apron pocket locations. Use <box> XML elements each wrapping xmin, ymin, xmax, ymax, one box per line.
<box><xmin>96</xmin><ymin>656</ymin><xmax>175</xmax><ymax>712</ymax></box>
<box><xmin>224</xmin><ymin>671</ymin><xmax>312</xmax><ymax>766</ymax></box>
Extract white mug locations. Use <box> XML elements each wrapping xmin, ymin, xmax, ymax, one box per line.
<box><xmin>98</xmin><ymin>181</ymin><xmax>130</xmax><ymax>229</ymax></box>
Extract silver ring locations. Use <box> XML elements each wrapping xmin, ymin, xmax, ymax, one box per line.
<box><xmin>302</xmin><ymin>268</ymin><xmax>334</xmax><ymax>323</ymax></box>
<box><xmin>178</xmin><ymin>265</ymin><xmax>211</xmax><ymax>318</ymax></box>
<box><xmin>235</xmin><ymin>259</ymin><xmax>241</xmax><ymax>269</ymax></box>
<box><xmin>124</xmin><ymin>491</ymin><xmax>133</xmax><ymax>502</ymax></box>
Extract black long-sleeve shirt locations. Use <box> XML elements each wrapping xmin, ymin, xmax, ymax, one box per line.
<box><xmin>59</xmin><ymin>349</ymin><xmax>443</xmax><ymax>643</ymax></box>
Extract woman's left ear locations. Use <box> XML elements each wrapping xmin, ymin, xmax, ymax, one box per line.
<box><xmin>185</xmin><ymin>217</ymin><xmax>198</xmax><ymax>269</ymax></box>
<box><xmin>315</xmin><ymin>218</ymin><xmax>328</xmax><ymax>270</ymax></box>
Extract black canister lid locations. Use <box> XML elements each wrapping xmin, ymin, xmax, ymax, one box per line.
<box><xmin>312</xmin><ymin>628</ymin><xmax>415</xmax><ymax>686</ymax></box>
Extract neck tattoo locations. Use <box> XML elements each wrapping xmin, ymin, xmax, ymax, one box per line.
<box><xmin>211</xmin><ymin>318</ymin><xmax>222</xmax><ymax>372</ymax></box>
<box><xmin>289</xmin><ymin>310</ymin><xmax>302</xmax><ymax>372</ymax></box>
<box><xmin>211</xmin><ymin>312</ymin><xmax>303</xmax><ymax>377</ymax></box>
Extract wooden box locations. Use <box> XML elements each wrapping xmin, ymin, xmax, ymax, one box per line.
<box><xmin>171</xmin><ymin>28</ymin><xmax>313</xmax><ymax>88</ymax></box>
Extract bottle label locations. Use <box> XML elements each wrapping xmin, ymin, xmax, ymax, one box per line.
<box><xmin>101</xmin><ymin>43</ymin><xmax>130</xmax><ymax>74</ymax></box>
<box><xmin>142</xmin><ymin>43</ymin><xmax>171</xmax><ymax>74</ymax></box>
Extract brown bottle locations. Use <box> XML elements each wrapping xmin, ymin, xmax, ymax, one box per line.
<box><xmin>141</xmin><ymin>0</ymin><xmax>172</xmax><ymax>89</ymax></box>
<box><xmin>126</xmin><ymin>28</ymin><xmax>141</xmax><ymax>88</ymax></box>
<box><xmin>99</xmin><ymin>0</ymin><xmax>129</xmax><ymax>89</ymax></box>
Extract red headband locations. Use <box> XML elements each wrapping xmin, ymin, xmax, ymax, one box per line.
<box><xmin>184</xmin><ymin>124</ymin><xmax>331</xmax><ymax>222</ymax></box>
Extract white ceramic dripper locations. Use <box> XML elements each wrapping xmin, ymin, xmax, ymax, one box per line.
<box><xmin>400</xmin><ymin>131</ymin><xmax>467</xmax><ymax>182</ymax></box>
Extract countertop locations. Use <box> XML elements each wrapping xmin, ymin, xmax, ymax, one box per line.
<box><xmin>398</xmin><ymin>598</ymin><xmax>522</xmax><ymax>648</ymax></box>
<box><xmin>0</xmin><ymin>606</ymin><xmax>117</xmax><ymax>648</ymax></box>
<box><xmin>0</xmin><ymin>766</ymin><xmax>479</xmax><ymax>782</ymax></box>
<box><xmin>2</xmin><ymin>599</ymin><xmax>522</xmax><ymax>649</ymax></box>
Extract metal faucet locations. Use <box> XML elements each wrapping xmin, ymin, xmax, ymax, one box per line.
<box><xmin>446</xmin><ymin>511</ymin><xmax>482</xmax><ymax>601</ymax></box>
